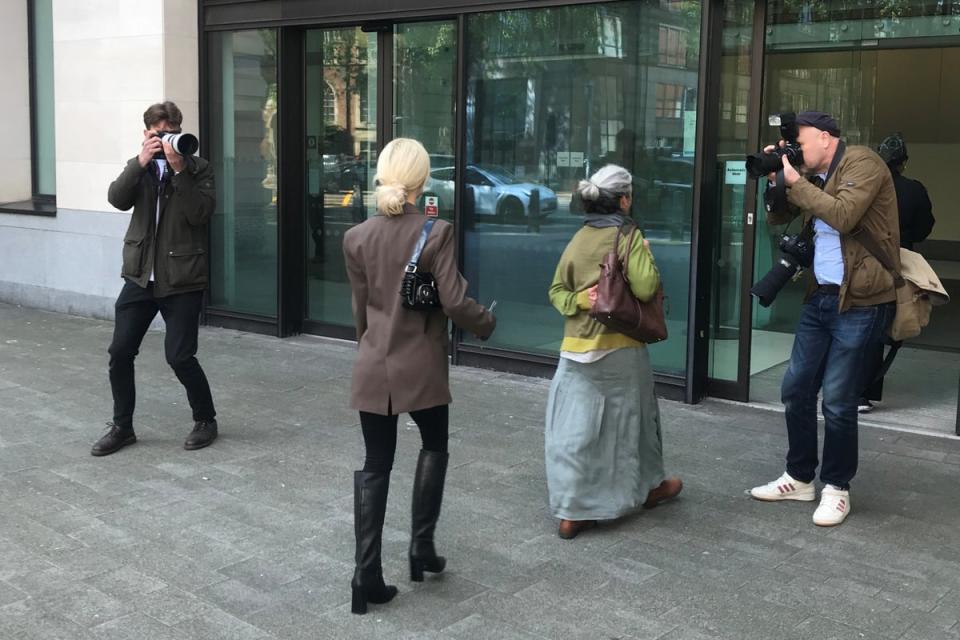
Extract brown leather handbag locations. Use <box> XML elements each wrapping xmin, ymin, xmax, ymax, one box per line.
<box><xmin>588</xmin><ymin>223</ymin><xmax>668</xmax><ymax>344</ymax></box>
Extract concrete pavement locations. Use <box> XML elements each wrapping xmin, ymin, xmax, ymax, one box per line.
<box><xmin>0</xmin><ymin>301</ymin><xmax>958</xmax><ymax>639</ymax></box>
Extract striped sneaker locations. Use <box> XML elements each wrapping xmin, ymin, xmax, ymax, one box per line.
<box><xmin>813</xmin><ymin>485</ymin><xmax>850</xmax><ymax>526</ymax></box>
<box><xmin>749</xmin><ymin>472</ymin><xmax>816</xmax><ymax>502</ymax></box>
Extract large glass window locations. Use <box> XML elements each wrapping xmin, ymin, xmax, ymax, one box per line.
<box><xmin>463</xmin><ymin>2</ymin><xmax>700</xmax><ymax>374</ymax></box>
<box><xmin>304</xmin><ymin>27</ymin><xmax>378</xmax><ymax>327</ymax></box>
<box><xmin>207</xmin><ymin>30</ymin><xmax>279</xmax><ymax>316</ymax></box>
<box><xmin>30</xmin><ymin>0</ymin><xmax>56</xmax><ymax>197</ymax></box>
<box><xmin>395</xmin><ymin>21</ymin><xmax>457</xmax><ymax>221</ymax></box>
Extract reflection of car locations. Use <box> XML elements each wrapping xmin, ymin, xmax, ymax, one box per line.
<box><xmin>423</xmin><ymin>164</ymin><xmax>557</xmax><ymax>220</ymax></box>
<box><xmin>321</xmin><ymin>154</ymin><xmax>368</xmax><ymax>193</ymax></box>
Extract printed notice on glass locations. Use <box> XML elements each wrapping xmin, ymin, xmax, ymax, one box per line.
<box><xmin>556</xmin><ymin>151</ymin><xmax>571</xmax><ymax>167</ymax></box>
<box><xmin>724</xmin><ymin>161</ymin><xmax>747</xmax><ymax>185</ymax></box>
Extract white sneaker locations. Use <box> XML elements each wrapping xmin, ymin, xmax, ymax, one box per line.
<box><xmin>749</xmin><ymin>472</ymin><xmax>816</xmax><ymax>502</ymax></box>
<box><xmin>813</xmin><ymin>485</ymin><xmax>850</xmax><ymax>526</ymax></box>
<box><xmin>857</xmin><ymin>400</ymin><xmax>875</xmax><ymax>413</ymax></box>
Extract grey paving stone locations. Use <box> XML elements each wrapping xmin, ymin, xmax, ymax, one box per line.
<box><xmin>90</xmin><ymin>612</ymin><xmax>188</xmax><ymax>640</ymax></box>
<box><xmin>0</xmin><ymin>580</ymin><xmax>28</xmax><ymax>607</ymax></box>
<box><xmin>440</xmin><ymin>613</ymin><xmax>551</xmax><ymax>639</ymax></box>
<box><xmin>196</xmin><ymin>578</ymin><xmax>281</xmax><ymax>617</ymax></box>
<box><xmin>84</xmin><ymin>566</ymin><xmax>169</xmax><ymax>600</ymax></box>
<box><xmin>36</xmin><ymin>585</ymin><xmax>131</xmax><ymax>628</ymax></box>
<box><xmin>0</xmin><ymin>599</ymin><xmax>98</xmax><ymax>640</ymax></box>
<box><xmin>172</xmin><ymin>608</ymin><xmax>273</xmax><ymax>640</ymax></box>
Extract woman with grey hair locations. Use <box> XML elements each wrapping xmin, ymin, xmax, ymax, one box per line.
<box><xmin>545</xmin><ymin>164</ymin><xmax>682</xmax><ymax>539</ymax></box>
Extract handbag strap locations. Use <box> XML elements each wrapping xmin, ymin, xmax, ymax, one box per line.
<box><xmin>849</xmin><ymin>225</ymin><xmax>906</xmax><ymax>288</ymax></box>
<box><xmin>406</xmin><ymin>218</ymin><xmax>437</xmax><ymax>273</ymax></box>
<box><xmin>615</xmin><ymin>222</ymin><xmax>637</xmax><ymax>264</ymax></box>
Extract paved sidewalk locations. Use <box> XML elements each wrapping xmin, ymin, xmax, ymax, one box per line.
<box><xmin>0</xmin><ymin>302</ymin><xmax>958</xmax><ymax>640</ymax></box>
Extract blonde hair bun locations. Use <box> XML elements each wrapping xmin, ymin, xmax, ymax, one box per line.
<box><xmin>374</xmin><ymin>138</ymin><xmax>430</xmax><ymax>216</ymax></box>
<box><xmin>375</xmin><ymin>183</ymin><xmax>407</xmax><ymax>216</ymax></box>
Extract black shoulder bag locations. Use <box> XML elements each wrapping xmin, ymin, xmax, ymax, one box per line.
<box><xmin>400</xmin><ymin>218</ymin><xmax>442</xmax><ymax>310</ymax></box>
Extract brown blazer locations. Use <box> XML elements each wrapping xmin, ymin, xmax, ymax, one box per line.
<box><xmin>342</xmin><ymin>203</ymin><xmax>496</xmax><ymax>415</ymax></box>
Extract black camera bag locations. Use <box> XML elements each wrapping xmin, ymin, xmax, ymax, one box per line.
<box><xmin>400</xmin><ymin>218</ymin><xmax>442</xmax><ymax>311</ymax></box>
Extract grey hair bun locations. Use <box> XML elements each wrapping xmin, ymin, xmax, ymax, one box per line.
<box><xmin>577</xmin><ymin>179</ymin><xmax>601</xmax><ymax>202</ymax></box>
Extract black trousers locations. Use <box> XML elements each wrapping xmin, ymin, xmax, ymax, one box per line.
<box><xmin>108</xmin><ymin>280</ymin><xmax>216</xmax><ymax>428</ymax></box>
<box><xmin>359</xmin><ymin>405</ymin><xmax>448</xmax><ymax>473</ymax></box>
<box><xmin>861</xmin><ymin>339</ymin><xmax>886</xmax><ymax>402</ymax></box>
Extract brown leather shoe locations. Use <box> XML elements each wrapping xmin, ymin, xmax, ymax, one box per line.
<box><xmin>557</xmin><ymin>519</ymin><xmax>596</xmax><ymax>540</ymax></box>
<box><xmin>643</xmin><ymin>477</ymin><xmax>683</xmax><ymax>508</ymax></box>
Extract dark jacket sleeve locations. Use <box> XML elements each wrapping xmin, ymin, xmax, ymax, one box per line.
<box><xmin>764</xmin><ymin>182</ymin><xmax>803</xmax><ymax>226</ymax></box>
<box><xmin>430</xmin><ymin>222</ymin><xmax>496</xmax><ymax>338</ymax></box>
<box><xmin>107</xmin><ymin>157</ymin><xmax>146</xmax><ymax>211</ymax></box>
<box><xmin>172</xmin><ymin>159</ymin><xmax>216</xmax><ymax>227</ymax></box>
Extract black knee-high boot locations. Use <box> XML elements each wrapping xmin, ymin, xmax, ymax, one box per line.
<box><xmin>409</xmin><ymin>450</ymin><xmax>449</xmax><ymax>582</ymax></box>
<box><xmin>351</xmin><ymin>470</ymin><xmax>398</xmax><ymax>614</ymax></box>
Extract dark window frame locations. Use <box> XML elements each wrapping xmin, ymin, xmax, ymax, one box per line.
<box><xmin>3</xmin><ymin>0</ymin><xmax>57</xmax><ymax>216</ymax></box>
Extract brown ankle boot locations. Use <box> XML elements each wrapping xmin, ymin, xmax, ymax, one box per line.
<box><xmin>557</xmin><ymin>519</ymin><xmax>596</xmax><ymax>539</ymax></box>
<box><xmin>643</xmin><ymin>477</ymin><xmax>683</xmax><ymax>509</ymax></box>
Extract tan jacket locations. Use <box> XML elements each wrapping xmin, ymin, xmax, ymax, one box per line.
<box><xmin>769</xmin><ymin>145</ymin><xmax>901</xmax><ymax>311</ymax></box>
<box><xmin>342</xmin><ymin>203</ymin><xmax>495</xmax><ymax>415</ymax></box>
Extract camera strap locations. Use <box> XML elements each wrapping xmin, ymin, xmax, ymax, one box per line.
<box><xmin>405</xmin><ymin>218</ymin><xmax>437</xmax><ymax>273</ymax></box>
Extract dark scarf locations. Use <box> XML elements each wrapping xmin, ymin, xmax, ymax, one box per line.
<box><xmin>584</xmin><ymin>212</ymin><xmax>629</xmax><ymax>228</ymax></box>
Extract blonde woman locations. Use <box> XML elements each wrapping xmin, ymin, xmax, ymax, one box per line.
<box><xmin>342</xmin><ymin>138</ymin><xmax>496</xmax><ymax>614</ymax></box>
<box><xmin>546</xmin><ymin>164</ymin><xmax>682</xmax><ymax>540</ymax></box>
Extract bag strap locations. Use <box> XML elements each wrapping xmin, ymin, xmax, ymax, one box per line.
<box><xmin>406</xmin><ymin>218</ymin><xmax>437</xmax><ymax>273</ymax></box>
<box><xmin>615</xmin><ymin>222</ymin><xmax>637</xmax><ymax>263</ymax></box>
<box><xmin>849</xmin><ymin>226</ymin><xmax>906</xmax><ymax>288</ymax></box>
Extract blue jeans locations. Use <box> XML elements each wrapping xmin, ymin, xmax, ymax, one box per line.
<box><xmin>781</xmin><ymin>292</ymin><xmax>893</xmax><ymax>489</ymax></box>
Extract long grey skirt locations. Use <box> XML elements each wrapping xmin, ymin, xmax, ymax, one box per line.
<box><xmin>545</xmin><ymin>346</ymin><xmax>665</xmax><ymax>521</ymax></box>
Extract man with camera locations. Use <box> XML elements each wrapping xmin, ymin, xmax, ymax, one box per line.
<box><xmin>91</xmin><ymin>101</ymin><xmax>219</xmax><ymax>456</ymax></box>
<box><xmin>748</xmin><ymin>111</ymin><xmax>899</xmax><ymax>527</ymax></box>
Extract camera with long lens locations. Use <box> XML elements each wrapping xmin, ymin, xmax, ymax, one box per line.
<box><xmin>745</xmin><ymin>112</ymin><xmax>804</xmax><ymax>179</ymax></box>
<box><xmin>152</xmin><ymin>131</ymin><xmax>199</xmax><ymax>160</ymax></box>
<box><xmin>750</xmin><ymin>231</ymin><xmax>814</xmax><ymax>307</ymax></box>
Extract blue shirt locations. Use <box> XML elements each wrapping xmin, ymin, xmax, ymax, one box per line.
<box><xmin>811</xmin><ymin>173</ymin><xmax>844</xmax><ymax>285</ymax></box>
<box><xmin>813</xmin><ymin>219</ymin><xmax>844</xmax><ymax>285</ymax></box>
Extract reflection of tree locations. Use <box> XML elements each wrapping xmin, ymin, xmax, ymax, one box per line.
<box><xmin>395</xmin><ymin>23</ymin><xmax>457</xmax><ymax>154</ymax></box>
<box><xmin>259</xmin><ymin>30</ymin><xmax>279</xmax><ymax>203</ymax></box>
<box><xmin>321</xmin><ymin>30</ymin><xmax>373</xmax><ymax>156</ymax></box>
<box><xmin>768</xmin><ymin>0</ymin><xmax>960</xmax><ymax>23</ymax></box>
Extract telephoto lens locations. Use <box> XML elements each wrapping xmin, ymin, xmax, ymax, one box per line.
<box><xmin>160</xmin><ymin>132</ymin><xmax>199</xmax><ymax>156</ymax></box>
<box><xmin>750</xmin><ymin>255</ymin><xmax>802</xmax><ymax>307</ymax></box>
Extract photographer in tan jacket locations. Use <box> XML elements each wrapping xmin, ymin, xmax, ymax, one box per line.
<box><xmin>748</xmin><ymin>111</ymin><xmax>899</xmax><ymax>527</ymax></box>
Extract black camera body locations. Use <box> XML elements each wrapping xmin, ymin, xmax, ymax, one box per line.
<box><xmin>750</xmin><ymin>230</ymin><xmax>814</xmax><ymax>307</ymax></box>
<box><xmin>746</xmin><ymin>112</ymin><xmax>804</xmax><ymax>178</ymax></box>
<box><xmin>401</xmin><ymin>267</ymin><xmax>441</xmax><ymax>310</ymax></box>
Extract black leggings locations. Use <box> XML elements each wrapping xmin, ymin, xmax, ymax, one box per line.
<box><xmin>359</xmin><ymin>404</ymin><xmax>448</xmax><ymax>473</ymax></box>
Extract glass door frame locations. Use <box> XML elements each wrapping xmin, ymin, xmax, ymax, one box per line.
<box><xmin>704</xmin><ymin>0</ymin><xmax>767</xmax><ymax>403</ymax></box>
<box><xmin>275</xmin><ymin>17</ymin><xmax>461</xmax><ymax>341</ymax></box>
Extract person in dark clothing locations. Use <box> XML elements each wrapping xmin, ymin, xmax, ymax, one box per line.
<box><xmin>879</xmin><ymin>133</ymin><xmax>935</xmax><ymax>251</ymax></box>
<box><xmin>858</xmin><ymin>133</ymin><xmax>936</xmax><ymax>412</ymax></box>
<box><xmin>91</xmin><ymin>101</ymin><xmax>219</xmax><ymax>456</ymax></box>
